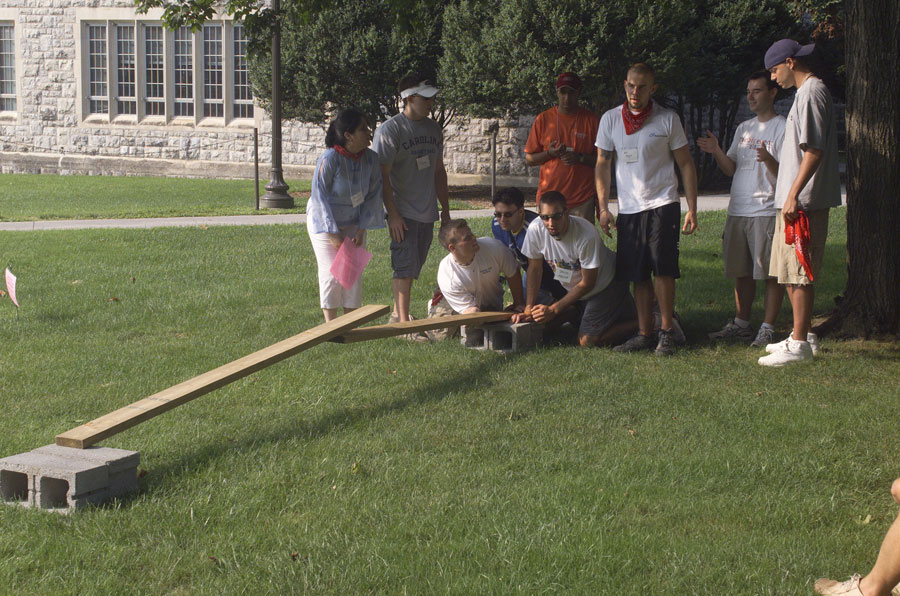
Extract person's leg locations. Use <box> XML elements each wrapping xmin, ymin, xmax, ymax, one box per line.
<box><xmin>322</xmin><ymin>308</ymin><xmax>339</xmax><ymax>321</ymax></box>
<box><xmin>789</xmin><ymin>283</ymin><xmax>814</xmax><ymax>341</ymax></box>
<box><xmin>762</xmin><ymin>278</ymin><xmax>785</xmax><ymax>326</ymax></box>
<box><xmin>859</xmin><ymin>479</ymin><xmax>900</xmax><ymax>596</ymax></box>
<box><xmin>634</xmin><ymin>280</ymin><xmax>655</xmax><ymax>336</ymax></box>
<box><xmin>735</xmin><ymin>276</ymin><xmax>756</xmax><ymax>321</ymax></box>
<box><xmin>392</xmin><ymin>277</ymin><xmax>414</xmax><ymax>321</ymax></box>
<box><xmin>309</xmin><ymin>229</ymin><xmax>343</xmax><ymax>322</ymax></box>
<box><xmin>654</xmin><ymin>276</ymin><xmax>676</xmax><ymax>331</ymax></box>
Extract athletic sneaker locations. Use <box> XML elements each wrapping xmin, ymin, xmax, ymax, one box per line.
<box><xmin>652</xmin><ymin>305</ymin><xmax>686</xmax><ymax>345</ymax></box>
<box><xmin>758</xmin><ymin>337</ymin><xmax>813</xmax><ymax>367</ymax></box>
<box><xmin>708</xmin><ymin>319</ymin><xmax>754</xmax><ymax>342</ymax></box>
<box><xmin>750</xmin><ymin>326</ymin><xmax>776</xmax><ymax>348</ymax></box>
<box><xmin>765</xmin><ymin>332</ymin><xmax>820</xmax><ymax>356</ymax></box>
<box><xmin>655</xmin><ymin>328</ymin><xmax>677</xmax><ymax>356</ymax></box>
<box><xmin>613</xmin><ymin>333</ymin><xmax>656</xmax><ymax>353</ymax></box>
<box><xmin>814</xmin><ymin>574</ymin><xmax>864</xmax><ymax>595</ymax></box>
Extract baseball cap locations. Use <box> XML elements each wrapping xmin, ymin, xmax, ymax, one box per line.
<box><xmin>400</xmin><ymin>80</ymin><xmax>439</xmax><ymax>99</ymax></box>
<box><xmin>764</xmin><ymin>39</ymin><xmax>816</xmax><ymax>70</ymax></box>
<box><xmin>556</xmin><ymin>72</ymin><xmax>583</xmax><ymax>90</ymax></box>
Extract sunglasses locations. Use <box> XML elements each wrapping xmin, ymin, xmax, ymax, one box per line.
<box><xmin>539</xmin><ymin>212</ymin><xmax>565</xmax><ymax>221</ymax></box>
<box><xmin>493</xmin><ymin>211</ymin><xmax>519</xmax><ymax>219</ymax></box>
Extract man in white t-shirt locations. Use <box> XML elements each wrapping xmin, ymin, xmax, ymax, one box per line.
<box><xmin>514</xmin><ymin>191</ymin><xmax>636</xmax><ymax>347</ymax></box>
<box><xmin>594</xmin><ymin>62</ymin><xmax>699</xmax><ymax>356</ymax></box>
<box><xmin>437</xmin><ymin>219</ymin><xmax>525</xmax><ymax>314</ymax></box>
<box><xmin>697</xmin><ymin>71</ymin><xmax>786</xmax><ymax>348</ymax></box>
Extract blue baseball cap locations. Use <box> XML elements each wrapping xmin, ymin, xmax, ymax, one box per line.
<box><xmin>765</xmin><ymin>39</ymin><xmax>816</xmax><ymax>70</ymax></box>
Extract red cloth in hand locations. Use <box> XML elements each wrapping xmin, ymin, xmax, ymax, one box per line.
<box><xmin>785</xmin><ymin>211</ymin><xmax>814</xmax><ymax>281</ymax></box>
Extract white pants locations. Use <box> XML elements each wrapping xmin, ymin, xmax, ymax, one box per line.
<box><xmin>308</xmin><ymin>226</ymin><xmax>365</xmax><ymax>309</ymax></box>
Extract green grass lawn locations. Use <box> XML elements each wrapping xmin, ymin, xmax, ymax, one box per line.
<box><xmin>0</xmin><ymin>173</ymin><xmax>483</xmax><ymax>221</ymax></box>
<box><xmin>1</xmin><ymin>209</ymin><xmax>898</xmax><ymax>595</ymax></box>
<box><xmin>0</xmin><ymin>174</ymin><xmax>311</xmax><ymax>220</ymax></box>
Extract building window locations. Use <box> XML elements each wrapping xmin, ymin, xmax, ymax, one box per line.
<box><xmin>81</xmin><ymin>20</ymin><xmax>253</xmax><ymax>124</ymax></box>
<box><xmin>87</xmin><ymin>24</ymin><xmax>108</xmax><ymax>115</ymax></box>
<box><xmin>233</xmin><ymin>25</ymin><xmax>253</xmax><ymax>119</ymax></box>
<box><xmin>173</xmin><ymin>26</ymin><xmax>193</xmax><ymax>117</ymax></box>
<box><xmin>202</xmin><ymin>24</ymin><xmax>223</xmax><ymax>118</ymax></box>
<box><xmin>0</xmin><ymin>24</ymin><xmax>14</xmax><ymax>112</ymax></box>
<box><xmin>116</xmin><ymin>25</ymin><xmax>136</xmax><ymax>116</ymax></box>
<box><xmin>144</xmin><ymin>24</ymin><xmax>164</xmax><ymax>116</ymax></box>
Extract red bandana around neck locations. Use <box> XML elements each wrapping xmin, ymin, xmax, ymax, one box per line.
<box><xmin>622</xmin><ymin>100</ymin><xmax>654</xmax><ymax>135</ymax></box>
<box><xmin>335</xmin><ymin>144</ymin><xmax>363</xmax><ymax>161</ymax></box>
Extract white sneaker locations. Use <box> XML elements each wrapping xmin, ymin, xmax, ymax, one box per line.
<box><xmin>814</xmin><ymin>574</ymin><xmax>864</xmax><ymax>595</ymax></box>
<box><xmin>750</xmin><ymin>326</ymin><xmax>776</xmax><ymax>348</ymax></box>
<box><xmin>765</xmin><ymin>332</ymin><xmax>820</xmax><ymax>356</ymax></box>
<box><xmin>758</xmin><ymin>338</ymin><xmax>814</xmax><ymax>367</ymax></box>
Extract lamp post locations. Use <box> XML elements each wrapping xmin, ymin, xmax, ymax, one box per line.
<box><xmin>260</xmin><ymin>0</ymin><xmax>293</xmax><ymax>208</ymax></box>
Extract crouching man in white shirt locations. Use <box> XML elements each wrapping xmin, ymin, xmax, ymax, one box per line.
<box><xmin>437</xmin><ymin>219</ymin><xmax>526</xmax><ymax>314</ymax></box>
<box><xmin>514</xmin><ymin>191</ymin><xmax>637</xmax><ymax>347</ymax></box>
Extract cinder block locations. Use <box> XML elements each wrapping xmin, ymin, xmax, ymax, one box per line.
<box><xmin>460</xmin><ymin>326</ymin><xmax>487</xmax><ymax>350</ymax></box>
<box><xmin>485</xmin><ymin>322</ymin><xmax>543</xmax><ymax>353</ymax></box>
<box><xmin>0</xmin><ymin>445</ymin><xmax>140</xmax><ymax>511</ymax></box>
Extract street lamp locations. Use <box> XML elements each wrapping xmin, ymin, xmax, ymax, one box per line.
<box><xmin>260</xmin><ymin>0</ymin><xmax>293</xmax><ymax>209</ymax></box>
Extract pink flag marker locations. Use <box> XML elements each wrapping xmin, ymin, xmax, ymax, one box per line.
<box><xmin>330</xmin><ymin>238</ymin><xmax>372</xmax><ymax>290</ymax></box>
<box><xmin>5</xmin><ymin>268</ymin><xmax>18</xmax><ymax>307</ymax></box>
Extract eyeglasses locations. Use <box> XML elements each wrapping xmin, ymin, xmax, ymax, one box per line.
<box><xmin>539</xmin><ymin>212</ymin><xmax>565</xmax><ymax>221</ymax></box>
<box><xmin>493</xmin><ymin>211</ymin><xmax>519</xmax><ymax>219</ymax></box>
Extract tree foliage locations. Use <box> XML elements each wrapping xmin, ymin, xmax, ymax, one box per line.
<box><xmin>440</xmin><ymin>0</ymin><xmax>797</xmax><ymax>186</ymax></box>
<box><xmin>247</xmin><ymin>0</ymin><xmax>449</xmax><ymax>128</ymax></box>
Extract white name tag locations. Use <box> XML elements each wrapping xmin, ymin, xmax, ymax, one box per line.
<box><xmin>416</xmin><ymin>155</ymin><xmax>430</xmax><ymax>170</ymax></box>
<box><xmin>350</xmin><ymin>190</ymin><xmax>364</xmax><ymax>207</ymax></box>
<box><xmin>622</xmin><ymin>148</ymin><xmax>638</xmax><ymax>163</ymax></box>
<box><xmin>566</xmin><ymin>146</ymin><xmax>575</xmax><ymax>153</ymax></box>
<box><xmin>554</xmin><ymin>266</ymin><xmax>574</xmax><ymax>284</ymax></box>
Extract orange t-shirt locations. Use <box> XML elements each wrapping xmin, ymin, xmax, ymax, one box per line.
<box><xmin>525</xmin><ymin>106</ymin><xmax>600</xmax><ymax>208</ymax></box>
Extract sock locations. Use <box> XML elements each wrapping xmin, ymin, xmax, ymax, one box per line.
<box><xmin>734</xmin><ymin>317</ymin><xmax>750</xmax><ymax>328</ymax></box>
<box><xmin>760</xmin><ymin>322</ymin><xmax>775</xmax><ymax>331</ymax></box>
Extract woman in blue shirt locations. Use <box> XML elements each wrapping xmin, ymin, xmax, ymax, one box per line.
<box><xmin>307</xmin><ymin>109</ymin><xmax>384</xmax><ymax>321</ymax></box>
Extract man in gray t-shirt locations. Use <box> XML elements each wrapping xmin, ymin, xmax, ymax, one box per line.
<box><xmin>758</xmin><ymin>39</ymin><xmax>841</xmax><ymax>367</ymax></box>
<box><xmin>372</xmin><ymin>74</ymin><xmax>451</xmax><ymax>329</ymax></box>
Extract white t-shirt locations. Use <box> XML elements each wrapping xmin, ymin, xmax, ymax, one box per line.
<box><xmin>775</xmin><ymin>76</ymin><xmax>842</xmax><ymax>211</ymax></box>
<box><xmin>437</xmin><ymin>237</ymin><xmax>519</xmax><ymax>313</ymax></box>
<box><xmin>595</xmin><ymin>104</ymin><xmax>689</xmax><ymax>215</ymax></box>
<box><xmin>521</xmin><ymin>215</ymin><xmax>615</xmax><ymax>300</ymax></box>
<box><xmin>725</xmin><ymin>116</ymin><xmax>785</xmax><ymax>217</ymax></box>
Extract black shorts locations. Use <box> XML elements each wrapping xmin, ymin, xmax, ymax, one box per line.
<box><xmin>615</xmin><ymin>202</ymin><xmax>681</xmax><ymax>282</ymax></box>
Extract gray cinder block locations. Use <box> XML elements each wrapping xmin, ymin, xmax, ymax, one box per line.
<box><xmin>485</xmin><ymin>322</ymin><xmax>543</xmax><ymax>353</ymax></box>
<box><xmin>0</xmin><ymin>445</ymin><xmax>140</xmax><ymax>511</ymax></box>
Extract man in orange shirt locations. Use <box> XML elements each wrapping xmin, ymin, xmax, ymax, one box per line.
<box><xmin>525</xmin><ymin>72</ymin><xmax>601</xmax><ymax>222</ymax></box>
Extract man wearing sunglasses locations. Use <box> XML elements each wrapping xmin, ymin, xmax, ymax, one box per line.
<box><xmin>491</xmin><ymin>187</ymin><xmax>566</xmax><ymax>305</ymax></box>
<box><xmin>515</xmin><ymin>191</ymin><xmax>637</xmax><ymax>347</ymax></box>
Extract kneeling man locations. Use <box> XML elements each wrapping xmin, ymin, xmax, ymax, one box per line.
<box><xmin>437</xmin><ymin>219</ymin><xmax>525</xmax><ymax>314</ymax></box>
<box><xmin>516</xmin><ymin>191</ymin><xmax>636</xmax><ymax>347</ymax></box>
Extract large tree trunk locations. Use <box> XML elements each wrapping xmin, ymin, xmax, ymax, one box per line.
<box><xmin>819</xmin><ymin>0</ymin><xmax>900</xmax><ymax>338</ymax></box>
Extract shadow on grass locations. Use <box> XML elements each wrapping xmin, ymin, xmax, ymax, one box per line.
<box><xmin>139</xmin><ymin>345</ymin><xmax>525</xmax><ymax>495</ymax></box>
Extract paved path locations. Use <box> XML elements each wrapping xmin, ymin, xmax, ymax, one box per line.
<box><xmin>0</xmin><ymin>192</ymin><xmax>845</xmax><ymax>232</ymax></box>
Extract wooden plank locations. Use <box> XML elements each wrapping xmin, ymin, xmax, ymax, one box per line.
<box><xmin>55</xmin><ymin>305</ymin><xmax>390</xmax><ymax>449</ymax></box>
<box><xmin>330</xmin><ymin>311</ymin><xmax>513</xmax><ymax>344</ymax></box>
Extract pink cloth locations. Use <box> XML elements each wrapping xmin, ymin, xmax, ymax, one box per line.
<box><xmin>5</xmin><ymin>268</ymin><xmax>18</xmax><ymax>307</ymax></box>
<box><xmin>330</xmin><ymin>238</ymin><xmax>372</xmax><ymax>290</ymax></box>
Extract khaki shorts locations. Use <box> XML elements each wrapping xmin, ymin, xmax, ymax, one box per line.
<box><xmin>568</xmin><ymin>196</ymin><xmax>597</xmax><ymax>223</ymax></box>
<box><xmin>722</xmin><ymin>215</ymin><xmax>775</xmax><ymax>280</ymax></box>
<box><xmin>769</xmin><ymin>209</ymin><xmax>829</xmax><ymax>285</ymax></box>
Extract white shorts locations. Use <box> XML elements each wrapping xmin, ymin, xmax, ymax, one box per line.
<box><xmin>308</xmin><ymin>226</ymin><xmax>366</xmax><ymax>309</ymax></box>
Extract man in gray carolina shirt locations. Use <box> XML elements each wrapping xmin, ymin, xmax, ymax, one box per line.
<box><xmin>758</xmin><ymin>39</ymin><xmax>841</xmax><ymax>367</ymax></box>
<box><xmin>372</xmin><ymin>73</ymin><xmax>451</xmax><ymax>333</ymax></box>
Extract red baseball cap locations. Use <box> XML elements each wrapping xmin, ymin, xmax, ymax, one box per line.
<box><xmin>556</xmin><ymin>72</ymin><xmax>582</xmax><ymax>90</ymax></box>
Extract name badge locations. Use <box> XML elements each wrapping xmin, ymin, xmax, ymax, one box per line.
<box><xmin>351</xmin><ymin>190</ymin><xmax>364</xmax><ymax>207</ymax></box>
<box><xmin>416</xmin><ymin>155</ymin><xmax>430</xmax><ymax>170</ymax></box>
<box><xmin>622</xmin><ymin>148</ymin><xmax>638</xmax><ymax>163</ymax></box>
<box><xmin>554</xmin><ymin>265</ymin><xmax>575</xmax><ymax>284</ymax></box>
<box><xmin>566</xmin><ymin>146</ymin><xmax>575</xmax><ymax>153</ymax></box>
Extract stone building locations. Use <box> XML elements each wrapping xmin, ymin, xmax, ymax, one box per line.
<box><xmin>0</xmin><ymin>1</ymin><xmax>539</xmax><ymax>187</ymax></box>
